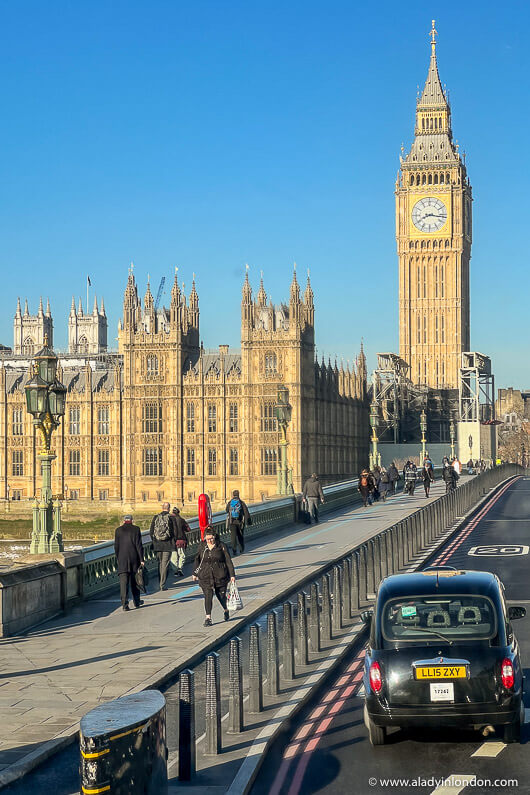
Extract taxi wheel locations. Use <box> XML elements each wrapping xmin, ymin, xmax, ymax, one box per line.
<box><xmin>503</xmin><ymin>703</ymin><xmax>523</xmax><ymax>744</ymax></box>
<box><xmin>364</xmin><ymin>705</ymin><xmax>387</xmax><ymax>746</ymax></box>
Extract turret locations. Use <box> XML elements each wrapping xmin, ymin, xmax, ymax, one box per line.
<box><xmin>289</xmin><ymin>265</ymin><xmax>301</xmax><ymax>326</ymax></box>
<box><xmin>304</xmin><ymin>271</ymin><xmax>314</xmax><ymax>326</ymax></box>
<box><xmin>241</xmin><ymin>267</ymin><xmax>253</xmax><ymax>329</ymax></box>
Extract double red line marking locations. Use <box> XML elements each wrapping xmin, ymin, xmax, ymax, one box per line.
<box><xmin>269</xmin><ymin>648</ymin><xmax>366</xmax><ymax>795</ymax></box>
<box><xmin>432</xmin><ymin>478</ymin><xmax>516</xmax><ymax>567</ymax></box>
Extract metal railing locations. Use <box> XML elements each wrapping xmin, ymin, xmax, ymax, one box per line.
<box><xmin>167</xmin><ymin>464</ymin><xmax>523</xmax><ymax>778</ymax></box>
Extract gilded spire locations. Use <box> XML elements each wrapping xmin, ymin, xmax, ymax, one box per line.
<box><xmin>418</xmin><ymin>19</ymin><xmax>446</xmax><ymax>108</ymax></box>
<box><xmin>257</xmin><ymin>270</ymin><xmax>267</xmax><ymax>307</ymax></box>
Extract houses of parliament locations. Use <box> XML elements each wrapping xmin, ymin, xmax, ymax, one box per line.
<box><xmin>0</xmin><ymin>22</ymin><xmax>473</xmax><ymax>507</ymax></box>
<box><xmin>0</xmin><ymin>270</ymin><xmax>369</xmax><ymax>508</ymax></box>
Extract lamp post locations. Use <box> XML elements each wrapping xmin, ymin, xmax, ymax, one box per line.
<box><xmin>369</xmin><ymin>400</ymin><xmax>381</xmax><ymax>471</ymax></box>
<box><xmin>24</xmin><ymin>336</ymin><xmax>66</xmax><ymax>554</ymax></box>
<box><xmin>468</xmin><ymin>433</ymin><xmax>473</xmax><ymax>463</ymax></box>
<box><xmin>420</xmin><ymin>409</ymin><xmax>427</xmax><ymax>465</ymax></box>
<box><xmin>449</xmin><ymin>419</ymin><xmax>456</xmax><ymax>460</ymax></box>
<box><xmin>274</xmin><ymin>386</ymin><xmax>292</xmax><ymax>495</ymax></box>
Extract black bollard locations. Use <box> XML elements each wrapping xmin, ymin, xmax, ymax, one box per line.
<box><xmin>248</xmin><ymin>624</ymin><xmax>263</xmax><ymax>713</ymax></box>
<box><xmin>297</xmin><ymin>592</ymin><xmax>309</xmax><ymax>666</ymax></box>
<box><xmin>309</xmin><ymin>582</ymin><xmax>321</xmax><ymax>652</ymax></box>
<box><xmin>343</xmin><ymin>557</ymin><xmax>352</xmax><ymax>619</ymax></box>
<box><xmin>266</xmin><ymin>611</ymin><xmax>280</xmax><ymax>696</ymax></box>
<box><xmin>205</xmin><ymin>652</ymin><xmax>221</xmax><ymax>755</ymax></box>
<box><xmin>80</xmin><ymin>690</ymin><xmax>168</xmax><ymax>794</ymax></box>
<box><xmin>179</xmin><ymin>671</ymin><xmax>196</xmax><ymax>781</ymax></box>
<box><xmin>359</xmin><ymin>545</ymin><xmax>368</xmax><ymax>603</ymax></box>
<box><xmin>282</xmin><ymin>602</ymin><xmax>295</xmax><ymax>681</ymax></box>
<box><xmin>321</xmin><ymin>573</ymin><xmax>332</xmax><ymax>642</ymax></box>
<box><xmin>227</xmin><ymin>637</ymin><xmax>243</xmax><ymax>733</ymax></box>
<box><xmin>351</xmin><ymin>552</ymin><xmax>360</xmax><ymax>612</ymax></box>
<box><xmin>332</xmin><ymin>566</ymin><xmax>343</xmax><ymax>630</ymax></box>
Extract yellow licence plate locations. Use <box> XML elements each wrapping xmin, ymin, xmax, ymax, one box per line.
<box><xmin>415</xmin><ymin>665</ymin><xmax>467</xmax><ymax>680</ymax></box>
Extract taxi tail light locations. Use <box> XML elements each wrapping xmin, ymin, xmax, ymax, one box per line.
<box><xmin>501</xmin><ymin>658</ymin><xmax>514</xmax><ymax>690</ymax></box>
<box><xmin>369</xmin><ymin>661</ymin><xmax>383</xmax><ymax>693</ymax></box>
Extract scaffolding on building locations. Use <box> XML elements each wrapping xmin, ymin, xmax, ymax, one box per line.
<box><xmin>459</xmin><ymin>352</ymin><xmax>495</xmax><ymax>423</ymax></box>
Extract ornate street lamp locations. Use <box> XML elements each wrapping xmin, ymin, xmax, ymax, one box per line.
<box><xmin>24</xmin><ymin>336</ymin><xmax>66</xmax><ymax>554</ymax></box>
<box><xmin>420</xmin><ymin>409</ymin><xmax>427</xmax><ymax>464</ymax></box>
<box><xmin>274</xmin><ymin>386</ymin><xmax>292</xmax><ymax>495</ymax></box>
<box><xmin>369</xmin><ymin>400</ymin><xmax>381</xmax><ymax>471</ymax></box>
<box><xmin>468</xmin><ymin>433</ymin><xmax>473</xmax><ymax>462</ymax></box>
<box><xmin>449</xmin><ymin>418</ymin><xmax>456</xmax><ymax>460</ymax></box>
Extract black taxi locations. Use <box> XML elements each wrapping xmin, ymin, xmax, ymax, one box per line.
<box><xmin>362</xmin><ymin>567</ymin><xmax>526</xmax><ymax>745</ymax></box>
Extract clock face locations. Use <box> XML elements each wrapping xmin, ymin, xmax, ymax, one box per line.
<box><xmin>411</xmin><ymin>197</ymin><xmax>447</xmax><ymax>233</ymax></box>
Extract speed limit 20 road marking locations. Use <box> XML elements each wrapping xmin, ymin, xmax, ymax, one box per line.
<box><xmin>467</xmin><ymin>545</ymin><xmax>529</xmax><ymax>557</ymax></box>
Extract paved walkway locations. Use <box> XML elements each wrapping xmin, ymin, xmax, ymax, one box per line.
<box><xmin>0</xmin><ymin>478</ymin><xmax>466</xmax><ymax>785</ymax></box>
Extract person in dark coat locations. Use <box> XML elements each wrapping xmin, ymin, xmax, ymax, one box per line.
<box><xmin>149</xmin><ymin>502</ymin><xmax>177</xmax><ymax>590</ymax></box>
<box><xmin>379</xmin><ymin>466</ymin><xmax>390</xmax><ymax>501</ymax></box>
<box><xmin>358</xmin><ymin>469</ymin><xmax>375</xmax><ymax>507</ymax></box>
<box><xmin>193</xmin><ymin>527</ymin><xmax>236</xmax><ymax>626</ymax></box>
<box><xmin>443</xmin><ymin>464</ymin><xmax>459</xmax><ymax>493</ymax></box>
<box><xmin>302</xmin><ymin>473</ymin><xmax>325</xmax><ymax>523</ymax></box>
<box><xmin>403</xmin><ymin>461</ymin><xmax>418</xmax><ymax>495</ymax></box>
<box><xmin>225</xmin><ymin>489</ymin><xmax>251</xmax><ymax>556</ymax></box>
<box><xmin>114</xmin><ymin>514</ymin><xmax>144</xmax><ymax>611</ymax></box>
<box><xmin>421</xmin><ymin>463</ymin><xmax>434</xmax><ymax>497</ymax></box>
<box><xmin>387</xmin><ymin>462</ymin><xmax>399</xmax><ymax>495</ymax></box>
<box><xmin>170</xmin><ymin>507</ymin><xmax>189</xmax><ymax>577</ymax></box>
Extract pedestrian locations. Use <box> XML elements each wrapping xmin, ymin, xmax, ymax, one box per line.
<box><xmin>372</xmin><ymin>466</ymin><xmax>381</xmax><ymax>501</ymax></box>
<box><xmin>114</xmin><ymin>514</ymin><xmax>144</xmax><ymax>611</ymax></box>
<box><xmin>193</xmin><ymin>527</ymin><xmax>236</xmax><ymax>626</ymax></box>
<box><xmin>403</xmin><ymin>460</ymin><xmax>418</xmax><ymax>496</ymax></box>
<box><xmin>150</xmin><ymin>501</ymin><xmax>177</xmax><ymax>591</ymax></box>
<box><xmin>379</xmin><ymin>466</ymin><xmax>390</xmax><ymax>501</ymax></box>
<box><xmin>170</xmin><ymin>507</ymin><xmax>189</xmax><ymax>578</ymax></box>
<box><xmin>452</xmin><ymin>458</ymin><xmax>461</xmax><ymax>476</ymax></box>
<box><xmin>358</xmin><ymin>468</ymin><xmax>375</xmax><ymax>507</ymax></box>
<box><xmin>225</xmin><ymin>489</ymin><xmax>251</xmax><ymax>556</ymax></box>
<box><xmin>467</xmin><ymin>458</ymin><xmax>474</xmax><ymax>475</ymax></box>
<box><xmin>387</xmin><ymin>461</ymin><xmax>399</xmax><ymax>495</ymax></box>
<box><xmin>302</xmin><ymin>473</ymin><xmax>325</xmax><ymax>523</ymax></box>
<box><xmin>442</xmin><ymin>455</ymin><xmax>450</xmax><ymax>470</ymax></box>
<box><xmin>421</xmin><ymin>462</ymin><xmax>434</xmax><ymax>497</ymax></box>
<box><xmin>443</xmin><ymin>463</ymin><xmax>459</xmax><ymax>493</ymax></box>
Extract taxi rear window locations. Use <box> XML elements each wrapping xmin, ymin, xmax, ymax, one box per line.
<box><xmin>381</xmin><ymin>594</ymin><xmax>497</xmax><ymax>643</ymax></box>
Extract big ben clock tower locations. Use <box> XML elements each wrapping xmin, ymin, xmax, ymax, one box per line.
<box><xmin>397</xmin><ymin>21</ymin><xmax>471</xmax><ymax>389</ymax></box>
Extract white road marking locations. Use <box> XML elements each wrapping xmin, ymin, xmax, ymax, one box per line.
<box><xmin>431</xmin><ymin>774</ymin><xmax>476</xmax><ymax>794</ymax></box>
<box><xmin>471</xmin><ymin>741</ymin><xmax>506</xmax><ymax>758</ymax></box>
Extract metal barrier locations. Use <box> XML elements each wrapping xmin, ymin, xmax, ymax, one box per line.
<box><xmin>168</xmin><ymin>464</ymin><xmax>523</xmax><ymax>778</ymax></box>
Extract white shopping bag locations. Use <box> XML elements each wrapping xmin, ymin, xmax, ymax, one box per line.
<box><xmin>227</xmin><ymin>581</ymin><xmax>243</xmax><ymax>612</ymax></box>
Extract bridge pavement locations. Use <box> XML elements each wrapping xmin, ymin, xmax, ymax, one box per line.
<box><xmin>0</xmin><ymin>477</ymin><xmax>466</xmax><ymax>786</ymax></box>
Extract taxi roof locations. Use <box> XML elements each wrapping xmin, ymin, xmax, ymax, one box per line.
<box><xmin>378</xmin><ymin>570</ymin><xmax>501</xmax><ymax>601</ymax></box>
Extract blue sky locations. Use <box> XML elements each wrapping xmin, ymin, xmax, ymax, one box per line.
<box><xmin>0</xmin><ymin>0</ymin><xmax>527</xmax><ymax>387</ymax></box>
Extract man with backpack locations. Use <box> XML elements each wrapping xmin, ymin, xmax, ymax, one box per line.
<box><xmin>150</xmin><ymin>502</ymin><xmax>177</xmax><ymax>590</ymax></box>
<box><xmin>303</xmin><ymin>473</ymin><xmax>325</xmax><ymax>523</ymax></box>
<box><xmin>171</xmin><ymin>506</ymin><xmax>190</xmax><ymax>578</ymax></box>
<box><xmin>225</xmin><ymin>490</ymin><xmax>251</xmax><ymax>556</ymax></box>
<box><xmin>358</xmin><ymin>468</ymin><xmax>375</xmax><ymax>507</ymax></box>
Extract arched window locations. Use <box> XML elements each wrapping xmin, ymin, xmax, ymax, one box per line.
<box><xmin>428</xmin><ymin>174</ymin><xmax>432</xmax><ymax>184</ymax></box>
<box><xmin>423</xmin><ymin>265</ymin><xmax>426</xmax><ymax>297</ymax></box>
<box><xmin>434</xmin><ymin>173</ymin><xmax>438</xmax><ymax>184</ymax></box>
<box><xmin>146</xmin><ymin>355</ymin><xmax>159</xmax><ymax>377</ymax></box>
<box><xmin>410</xmin><ymin>174</ymin><xmax>414</xmax><ymax>185</ymax></box>
<box><xmin>264</xmin><ymin>353</ymin><xmax>277</xmax><ymax>376</ymax></box>
<box><xmin>441</xmin><ymin>314</ymin><xmax>445</xmax><ymax>342</ymax></box>
<box><xmin>423</xmin><ymin>315</ymin><xmax>427</xmax><ymax>344</ymax></box>
<box><xmin>23</xmin><ymin>337</ymin><xmax>34</xmax><ymax>356</ymax></box>
<box><xmin>422</xmin><ymin>174</ymin><xmax>426</xmax><ymax>184</ymax></box>
<box><xmin>435</xmin><ymin>265</ymin><xmax>438</xmax><ymax>297</ymax></box>
<box><xmin>440</xmin><ymin>173</ymin><xmax>445</xmax><ymax>184</ymax></box>
<box><xmin>416</xmin><ymin>174</ymin><xmax>420</xmax><ymax>186</ymax></box>
<box><xmin>78</xmin><ymin>335</ymin><xmax>88</xmax><ymax>354</ymax></box>
<box><xmin>417</xmin><ymin>266</ymin><xmax>420</xmax><ymax>298</ymax></box>
<box><xmin>435</xmin><ymin>314</ymin><xmax>439</xmax><ymax>343</ymax></box>
<box><xmin>441</xmin><ymin>264</ymin><xmax>445</xmax><ymax>297</ymax></box>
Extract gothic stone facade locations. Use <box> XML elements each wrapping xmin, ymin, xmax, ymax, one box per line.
<box><xmin>0</xmin><ymin>270</ymin><xmax>369</xmax><ymax>509</ymax></box>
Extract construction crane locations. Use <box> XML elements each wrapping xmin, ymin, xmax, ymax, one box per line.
<box><xmin>154</xmin><ymin>276</ymin><xmax>166</xmax><ymax>311</ymax></box>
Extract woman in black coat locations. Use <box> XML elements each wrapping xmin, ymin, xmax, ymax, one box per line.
<box><xmin>192</xmin><ymin>527</ymin><xmax>236</xmax><ymax>626</ymax></box>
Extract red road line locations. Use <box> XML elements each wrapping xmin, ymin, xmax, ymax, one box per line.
<box><xmin>432</xmin><ymin>479</ymin><xmax>516</xmax><ymax>566</ymax></box>
<box><xmin>269</xmin><ymin>649</ymin><xmax>365</xmax><ymax>795</ymax></box>
<box><xmin>282</xmin><ymin>478</ymin><xmax>519</xmax><ymax>795</ymax></box>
